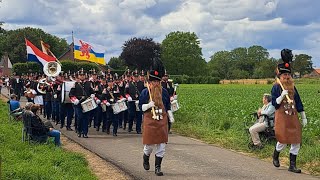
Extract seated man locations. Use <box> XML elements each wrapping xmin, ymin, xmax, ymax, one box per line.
<box><xmin>28</xmin><ymin>104</ymin><xmax>61</xmax><ymax>146</ymax></box>
<box><xmin>249</xmin><ymin>93</ymin><xmax>275</xmax><ymax>148</ymax></box>
<box><xmin>8</xmin><ymin>94</ymin><xmax>23</xmax><ymax>119</ymax></box>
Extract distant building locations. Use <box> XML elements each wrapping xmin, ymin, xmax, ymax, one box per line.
<box><xmin>304</xmin><ymin>68</ymin><xmax>320</xmax><ymax>78</ymax></box>
<box><xmin>0</xmin><ymin>53</ymin><xmax>13</xmax><ymax>76</ymax></box>
<box><xmin>58</xmin><ymin>43</ymin><xmax>75</xmax><ymax>61</ymax></box>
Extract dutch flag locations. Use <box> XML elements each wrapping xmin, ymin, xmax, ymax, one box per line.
<box><xmin>25</xmin><ymin>38</ymin><xmax>56</xmax><ymax>66</ymax></box>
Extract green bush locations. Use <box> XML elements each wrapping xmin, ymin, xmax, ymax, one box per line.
<box><xmin>12</xmin><ymin>62</ymin><xmax>42</xmax><ymax>75</ymax></box>
<box><xmin>13</xmin><ymin>61</ymin><xmax>100</xmax><ymax>75</ymax></box>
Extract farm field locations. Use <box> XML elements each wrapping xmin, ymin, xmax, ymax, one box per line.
<box><xmin>173</xmin><ymin>83</ymin><xmax>320</xmax><ymax>175</ymax></box>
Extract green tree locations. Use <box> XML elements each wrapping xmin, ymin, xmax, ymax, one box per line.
<box><xmin>161</xmin><ymin>31</ymin><xmax>206</xmax><ymax>76</ymax></box>
<box><xmin>0</xmin><ymin>27</ymin><xmax>69</xmax><ymax>64</ymax></box>
<box><xmin>252</xmin><ymin>58</ymin><xmax>278</xmax><ymax>78</ymax></box>
<box><xmin>208</xmin><ymin>51</ymin><xmax>232</xmax><ymax>79</ymax></box>
<box><xmin>108</xmin><ymin>57</ymin><xmax>126</xmax><ymax>70</ymax></box>
<box><xmin>292</xmin><ymin>54</ymin><xmax>313</xmax><ymax>76</ymax></box>
<box><xmin>120</xmin><ymin>37</ymin><xmax>161</xmax><ymax>71</ymax></box>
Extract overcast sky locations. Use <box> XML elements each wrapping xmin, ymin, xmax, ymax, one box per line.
<box><xmin>1</xmin><ymin>0</ymin><xmax>320</xmax><ymax>67</ymax></box>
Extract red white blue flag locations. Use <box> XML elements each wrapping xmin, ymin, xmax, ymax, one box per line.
<box><xmin>25</xmin><ymin>38</ymin><xmax>56</xmax><ymax>66</ymax></box>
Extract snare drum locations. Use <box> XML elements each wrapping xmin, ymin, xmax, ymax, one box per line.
<box><xmin>81</xmin><ymin>98</ymin><xmax>98</xmax><ymax>113</ymax></box>
<box><xmin>112</xmin><ymin>101</ymin><xmax>128</xmax><ymax>114</ymax></box>
<box><xmin>171</xmin><ymin>100</ymin><xmax>180</xmax><ymax>112</ymax></box>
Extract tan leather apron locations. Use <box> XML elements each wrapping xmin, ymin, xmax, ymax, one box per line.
<box><xmin>274</xmin><ymin>99</ymin><xmax>302</xmax><ymax>144</ymax></box>
<box><xmin>142</xmin><ymin>104</ymin><xmax>168</xmax><ymax>145</ymax></box>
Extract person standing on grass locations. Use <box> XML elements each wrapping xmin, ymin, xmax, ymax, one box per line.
<box><xmin>271</xmin><ymin>49</ymin><xmax>307</xmax><ymax>173</ymax></box>
<box><xmin>139</xmin><ymin>70</ymin><xmax>174</xmax><ymax>176</ymax></box>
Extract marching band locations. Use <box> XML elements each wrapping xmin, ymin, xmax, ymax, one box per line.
<box><xmin>6</xmin><ymin>68</ymin><xmax>179</xmax><ymax>139</ymax></box>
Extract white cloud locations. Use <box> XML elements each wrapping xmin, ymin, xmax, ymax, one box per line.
<box><xmin>1</xmin><ymin>0</ymin><xmax>320</xmax><ymax>67</ymax></box>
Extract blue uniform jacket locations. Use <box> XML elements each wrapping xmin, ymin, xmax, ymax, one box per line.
<box><xmin>271</xmin><ymin>84</ymin><xmax>304</xmax><ymax>113</ymax></box>
<box><xmin>139</xmin><ymin>88</ymin><xmax>171</xmax><ymax>112</ymax></box>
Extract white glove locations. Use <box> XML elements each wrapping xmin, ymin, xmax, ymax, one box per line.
<box><xmin>53</xmin><ymin>94</ymin><xmax>58</xmax><ymax>99</ymax></box>
<box><xmin>142</xmin><ymin>101</ymin><xmax>155</xmax><ymax>112</ymax></box>
<box><xmin>300</xmin><ymin>111</ymin><xmax>307</xmax><ymax>127</ymax></box>
<box><xmin>96</xmin><ymin>99</ymin><xmax>101</xmax><ymax>104</ymax></box>
<box><xmin>276</xmin><ymin>90</ymin><xmax>288</xmax><ymax>104</ymax></box>
<box><xmin>121</xmin><ymin>98</ymin><xmax>126</xmax><ymax>102</ymax></box>
<box><xmin>73</xmin><ymin>99</ymin><xmax>80</xmax><ymax>105</ymax></box>
<box><xmin>173</xmin><ymin>95</ymin><xmax>178</xmax><ymax>100</ymax></box>
<box><xmin>170</xmin><ymin>96</ymin><xmax>174</xmax><ymax>102</ymax></box>
<box><xmin>106</xmin><ymin>102</ymin><xmax>111</xmax><ymax>106</ymax></box>
<box><xmin>127</xmin><ymin>96</ymin><xmax>133</xmax><ymax>102</ymax></box>
<box><xmin>90</xmin><ymin>94</ymin><xmax>95</xmax><ymax>98</ymax></box>
<box><xmin>167</xmin><ymin>110</ymin><xmax>175</xmax><ymax>123</ymax></box>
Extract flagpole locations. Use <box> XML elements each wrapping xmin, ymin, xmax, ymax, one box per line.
<box><xmin>72</xmin><ymin>31</ymin><xmax>75</xmax><ymax>62</ymax></box>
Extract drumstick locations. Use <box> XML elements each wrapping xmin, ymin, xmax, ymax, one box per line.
<box><xmin>276</xmin><ymin>77</ymin><xmax>293</xmax><ymax>103</ymax></box>
<box><xmin>146</xmin><ymin>72</ymin><xmax>156</xmax><ymax>119</ymax></box>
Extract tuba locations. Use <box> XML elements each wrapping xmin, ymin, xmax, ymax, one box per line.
<box><xmin>43</xmin><ymin>61</ymin><xmax>62</xmax><ymax>77</ymax></box>
<box><xmin>36</xmin><ymin>62</ymin><xmax>62</xmax><ymax>94</ymax></box>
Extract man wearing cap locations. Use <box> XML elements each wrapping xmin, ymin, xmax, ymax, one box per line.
<box><xmin>271</xmin><ymin>49</ymin><xmax>307</xmax><ymax>173</ymax></box>
<box><xmin>126</xmin><ymin>70</ymin><xmax>144</xmax><ymax>134</ymax></box>
<box><xmin>69</xmin><ymin>69</ymin><xmax>94</xmax><ymax>138</ymax></box>
<box><xmin>139</xmin><ymin>70</ymin><xmax>173</xmax><ymax>176</ymax></box>
<box><xmin>161</xmin><ymin>71</ymin><xmax>175</xmax><ymax>133</ymax></box>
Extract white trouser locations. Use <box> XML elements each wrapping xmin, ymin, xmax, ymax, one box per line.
<box><xmin>143</xmin><ymin>143</ymin><xmax>166</xmax><ymax>157</ymax></box>
<box><xmin>276</xmin><ymin>142</ymin><xmax>300</xmax><ymax>155</ymax></box>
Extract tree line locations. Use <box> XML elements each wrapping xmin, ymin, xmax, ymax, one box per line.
<box><xmin>0</xmin><ymin>26</ymin><xmax>314</xmax><ymax>80</ymax></box>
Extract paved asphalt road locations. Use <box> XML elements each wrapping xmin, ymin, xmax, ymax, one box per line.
<box><xmin>2</xmin><ymin>87</ymin><xmax>319</xmax><ymax>180</ymax></box>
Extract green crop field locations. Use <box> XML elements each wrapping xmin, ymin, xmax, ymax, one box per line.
<box><xmin>173</xmin><ymin>83</ymin><xmax>320</xmax><ymax>175</ymax></box>
<box><xmin>0</xmin><ymin>101</ymin><xmax>97</xmax><ymax>180</ymax></box>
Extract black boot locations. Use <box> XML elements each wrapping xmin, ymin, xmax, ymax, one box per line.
<box><xmin>273</xmin><ymin>149</ymin><xmax>280</xmax><ymax>167</ymax></box>
<box><xmin>143</xmin><ymin>154</ymin><xmax>150</xmax><ymax>170</ymax></box>
<box><xmin>155</xmin><ymin>156</ymin><xmax>163</xmax><ymax>176</ymax></box>
<box><xmin>288</xmin><ymin>153</ymin><xmax>301</xmax><ymax>173</ymax></box>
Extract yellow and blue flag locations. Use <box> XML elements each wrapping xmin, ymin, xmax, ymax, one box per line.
<box><xmin>74</xmin><ymin>38</ymin><xmax>106</xmax><ymax>65</ymax></box>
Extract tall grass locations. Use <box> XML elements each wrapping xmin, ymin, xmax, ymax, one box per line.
<box><xmin>174</xmin><ymin>84</ymin><xmax>320</xmax><ymax>175</ymax></box>
<box><xmin>0</xmin><ymin>101</ymin><xmax>97</xmax><ymax>180</ymax></box>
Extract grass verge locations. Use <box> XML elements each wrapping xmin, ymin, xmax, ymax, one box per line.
<box><xmin>0</xmin><ymin>100</ymin><xmax>97</xmax><ymax>180</ymax></box>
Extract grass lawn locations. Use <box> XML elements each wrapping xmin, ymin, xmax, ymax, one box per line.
<box><xmin>0</xmin><ymin>100</ymin><xmax>97</xmax><ymax>180</ymax></box>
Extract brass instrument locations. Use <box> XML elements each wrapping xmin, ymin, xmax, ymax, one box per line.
<box><xmin>36</xmin><ymin>61</ymin><xmax>62</xmax><ymax>94</ymax></box>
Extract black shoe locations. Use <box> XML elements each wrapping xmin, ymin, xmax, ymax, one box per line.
<box><xmin>106</xmin><ymin>129</ymin><xmax>110</xmax><ymax>134</ymax></box>
<box><xmin>83</xmin><ymin>134</ymin><xmax>88</xmax><ymax>138</ymax></box>
<box><xmin>155</xmin><ymin>156</ymin><xmax>164</xmax><ymax>176</ymax></box>
<box><xmin>143</xmin><ymin>154</ymin><xmax>150</xmax><ymax>170</ymax></box>
<box><xmin>66</xmin><ymin>127</ymin><xmax>73</xmax><ymax>131</ymax></box>
<box><xmin>137</xmin><ymin>131</ymin><xmax>142</xmax><ymax>134</ymax></box>
<box><xmin>113</xmin><ymin>133</ymin><xmax>117</xmax><ymax>136</ymax></box>
<box><xmin>60</xmin><ymin>126</ymin><xmax>64</xmax><ymax>129</ymax></box>
<box><xmin>55</xmin><ymin>121</ymin><xmax>59</xmax><ymax>125</ymax></box>
<box><xmin>96</xmin><ymin>127</ymin><xmax>100</xmax><ymax>131</ymax></box>
<box><xmin>128</xmin><ymin>129</ymin><xmax>132</xmax><ymax>132</ymax></box>
<box><xmin>102</xmin><ymin>129</ymin><xmax>106</xmax><ymax>132</ymax></box>
<box><xmin>77</xmin><ymin>133</ymin><xmax>81</xmax><ymax>137</ymax></box>
<box><xmin>273</xmin><ymin>149</ymin><xmax>280</xmax><ymax>167</ymax></box>
<box><xmin>288</xmin><ymin>153</ymin><xmax>301</xmax><ymax>173</ymax></box>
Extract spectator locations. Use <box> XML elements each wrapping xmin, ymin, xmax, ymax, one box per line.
<box><xmin>249</xmin><ymin>93</ymin><xmax>275</xmax><ymax>149</ymax></box>
<box><xmin>30</xmin><ymin>104</ymin><xmax>61</xmax><ymax>147</ymax></box>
